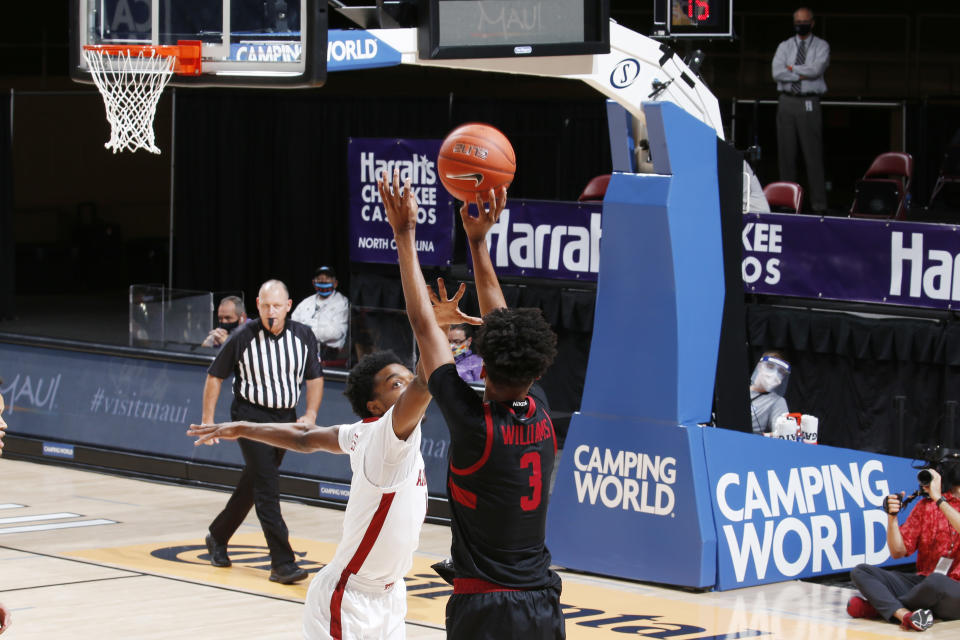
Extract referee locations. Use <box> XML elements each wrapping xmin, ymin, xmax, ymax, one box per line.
<box><xmin>200</xmin><ymin>279</ymin><xmax>324</xmax><ymax>584</ymax></box>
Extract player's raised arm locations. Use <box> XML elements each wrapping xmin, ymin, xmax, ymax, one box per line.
<box><xmin>389</xmin><ymin>280</ymin><xmax>481</xmax><ymax>441</ymax></box>
<box><xmin>377</xmin><ymin>169</ymin><xmax>455</xmax><ymax>380</ymax></box>
<box><xmin>461</xmin><ymin>187</ymin><xmax>509</xmax><ymax>315</ymax></box>
<box><xmin>187</xmin><ymin>421</ymin><xmax>342</xmax><ymax>454</ymax></box>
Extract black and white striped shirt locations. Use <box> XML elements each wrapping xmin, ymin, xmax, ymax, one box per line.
<box><xmin>209</xmin><ymin>319</ymin><xmax>323</xmax><ymax>409</ymax></box>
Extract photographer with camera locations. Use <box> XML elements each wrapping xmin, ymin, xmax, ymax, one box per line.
<box><xmin>847</xmin><ymin>459</ymin><xmax>960</xmax><ymax>632</ymax></box>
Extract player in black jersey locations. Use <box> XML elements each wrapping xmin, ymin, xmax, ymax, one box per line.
<box><xmin>379</xmin><ymin>169</ymin><xmax>563</xmax><ymax>639</ymax></box>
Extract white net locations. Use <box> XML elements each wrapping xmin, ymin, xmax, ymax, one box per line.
<box><xmin>82</xmin><ymin>47</ymin><xmax>177</xmax><ymax>154</ymax></box>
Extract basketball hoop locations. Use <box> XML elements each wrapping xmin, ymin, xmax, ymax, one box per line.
<box><xmin>82</xmin><ymin>41</ymin><xmax>202</xmax><ymax>154</ymax></box>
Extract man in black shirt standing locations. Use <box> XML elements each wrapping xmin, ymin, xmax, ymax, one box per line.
<box><xmin>379</xmin><ymin>170</ymin><xmax>563</xmax><ymax>639</ymax></box>
<box><xmin>201</xmin><ymin>279</ymin><xmax>324</xmax><ymax>584</ymax></box>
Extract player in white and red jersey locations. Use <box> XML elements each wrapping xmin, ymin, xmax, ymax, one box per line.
<box><xmin>188</xmin><ymin>283</ymin><xmax>479</xmax><ymax>639</ymax></box>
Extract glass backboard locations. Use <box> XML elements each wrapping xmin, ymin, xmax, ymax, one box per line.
<box><xmin>70</xmin><ymin>0</ymin><xmax>327</xmax><ymax>87</ymax></box>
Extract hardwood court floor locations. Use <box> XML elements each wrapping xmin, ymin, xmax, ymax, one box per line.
<box><xmin>0</xmin><ymin>458</ymin><xmax>958</xmax><ymax>639</ymax></box>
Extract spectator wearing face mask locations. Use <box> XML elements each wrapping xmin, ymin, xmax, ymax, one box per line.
<box><xmin>772</xmin><ymin>6</ymin><xmax>830</xmax><ymax>213</ymax></box>
<box><xmin>291</xmin><ymin>266</ymin><xmax>350</xmax><ymax>362</ymax></box>
<box><xmin>749</xmin><ymin>351</ymin><xmax>790</xmax><ymax>434</ymax></box>
<box><xmin>448</xmin><ymin>323</ymin><xmax>484</xmax><ymax>383</ymax></box>
<box><xmin>201</xmin><ymin>296</ymin><xmax>248</xmax><ymax>348</ymax></box>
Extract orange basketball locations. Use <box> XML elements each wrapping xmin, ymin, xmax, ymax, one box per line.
<box><xmin>437</xmin><ymin>123</ymin><xmax>516</xmax><ymax>203</ymax></box>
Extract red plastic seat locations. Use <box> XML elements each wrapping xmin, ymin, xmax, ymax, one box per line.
<box><xmin>850</xmin><ymin>152</ymin><xmax>913</xmax><ymax>220</ymax></box>
<box><xmin>762</xmin><ymin>181</ymin><xmax>804</xmax><ymax>213</ymax></box>
<box><xmin>578</xmin><ymin>174</ymin><xmax>611</xmax><ymax>202</ymax></box>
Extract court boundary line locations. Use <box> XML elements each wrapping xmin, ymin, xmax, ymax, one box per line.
<box><xmin>0</xmin><ymin>543</ymin><xmax>446</xmax><ymax>632</ymax></box>
<box><xmin>0</xmin><ymin>573</ymin><xmax>145</xmax><ymax>594</ymax></box>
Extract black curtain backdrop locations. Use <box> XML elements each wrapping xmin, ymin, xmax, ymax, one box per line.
<box><xmin>748</xmin><ymin>304</ymin><xmax>960</xmax><ymax>455</ymax></box>
<box><xmin>0</xmin><ymin>95</ymin><xmax>13</xmax><ymax>319</ymax></box>
<box><xmin>713</xmin><ymin>140</ymin><xmax>753</xmax><ymax>431</ymax></box>
<box><xmin>172</xmin><ymin>89</ymin><xmax>609</xmax><ymax>436</ymax></box>
<box><xmin>172</xmin><ymin>89</ymin><xmax>610</xmax><ymax>301</ymax></box>
<box><xmin>348</xmin><ymin>270</ymin><xmax>594</xmax><ymax>444</ymax></box>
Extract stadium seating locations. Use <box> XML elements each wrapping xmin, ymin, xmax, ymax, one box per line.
<box><xmin>762</xmin><ymin>181</ymin><xmax>804</xmax><ymax>213</ymax></box>
<box><xmin>849</xmin><ymin>152</ymin><xmax>913</xmax><ymax>220</ymax></box>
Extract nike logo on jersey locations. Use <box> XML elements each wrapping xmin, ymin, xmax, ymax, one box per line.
<box><xmin>445</xmin><ymin>172</ymin><xmax>484</xmax><ymax>186</ymax></box>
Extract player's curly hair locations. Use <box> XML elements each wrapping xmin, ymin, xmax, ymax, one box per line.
<box><xmin>343</xmin><ymin>350</ymin><xmax>405</xmax><ymax>419</ymax></box>
<box><xmin>472</xmin><ymin>308</ymin><xmax>557</xmax><ymax>387</ymax></box>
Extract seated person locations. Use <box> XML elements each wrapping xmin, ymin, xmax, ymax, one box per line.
<box><xmin>292</xmin><ymin>266</ymin><xmax>350</xmax><ymax>361</ymax></box>
<box><xmin>749</xmin><ymin>351</ymin><xmax>790</xmax><ymax>434</ymax></box>
<box><xmin>448</xmin><ymin>323</ymin><xmax>483</xmax><ymax>382</ymax></box>
<box><xmin>201</xmin><ymin>296</ymin><xmax>247</xmax><ymax>348</ymax></box>
<box><xmin>847</xmin><ymin>465</ymin><xmax>960</xmax><ymax>631</ymax></box>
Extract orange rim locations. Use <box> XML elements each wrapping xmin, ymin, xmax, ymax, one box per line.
<box><xmin>83</xmin><ymin>44</ymin><xmax>181</xmax><ymax>57</ymax></box>
<box><xmin>82</xmin><ymin>40</ymin><xmax>202</xmax><ymax>76</ymax></box>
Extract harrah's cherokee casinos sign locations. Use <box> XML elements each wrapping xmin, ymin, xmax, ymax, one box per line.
<box><xmin>743</xmin><ymin>213</ymin><xmax>960</xmax><ymax>311</ymax></box>
<box><xmin>348</xmin><ymin>137</ymin><xmax>455</xmax><ymax>267</ymax></box>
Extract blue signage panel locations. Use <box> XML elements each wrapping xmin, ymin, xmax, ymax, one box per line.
<box><xmin>743</xmin><ymin>213</ymin><xmax>960</xmax><ymax>311</ymax></box>
<box><xmin>230</xmin><ymin>42</ymin><xmax>303</xmax><ymax>62</ymax></box>
<box><xmin>702</xmin><ymin>428</ymin><xmax>919</xmax><ymax>590</ymax></box>
<box><xmin>327</xmin><ymin>30</ymin><xmax>403</xmax><ymax>71</ymax></box>
<box><xmin>348</xmin><ymin>137</ymin><xmax>456</xmax><ymax>267</ymax></box>
<box><xmin>547</xmin><ymin>417</ymin><xmax>716</xmax><ymax>588</ymax></box>
<box><xmin>0</xmin><ymin>342</ymin><xmax>452</xmax><ymax>499</ymax></box>
<box><xmin>43</xmin><ymin>442</ymin><xmax>75</xmax><ymax>459</ymax></box>
<box><xmin>468</xmin><ymin>200</ymin><xmax>602</xmax><ymax>282</ymax></box>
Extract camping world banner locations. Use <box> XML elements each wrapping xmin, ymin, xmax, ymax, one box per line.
<box><xmin>348</xmin><ymin>138</ymin><xmax>456</xmax><ymax>266</ymax></box>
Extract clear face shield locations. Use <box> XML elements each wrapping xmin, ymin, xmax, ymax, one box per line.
<box><xmin>751</xmin><ymin>356</ymin><xmax>791</xmax><ymax>395</ymax></box>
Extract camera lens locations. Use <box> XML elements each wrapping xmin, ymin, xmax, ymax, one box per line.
<box><xmin>918</xmin><ymin>469</ymin><xmax>933</xmax><ymax>485</ymax></box>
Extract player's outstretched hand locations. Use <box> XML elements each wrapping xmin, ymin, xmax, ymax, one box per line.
<box><xmin>378</xmin><ymin>168</ymin><xmax>419</xmax><ymax>235</ymax></box>
<box><xmin>428</xmin><ymin>277</ymin><xmax>482</xmax><ymax>327</ymax></box>
<box><xmin>460</xmin><ymin>186</ymin><xmax>507</xmax><ymax>244</ymax></box>
<box><xmin>187</xmin><ymin>423</ymin><xmax>241</xmax><ymax>446</ymax></box>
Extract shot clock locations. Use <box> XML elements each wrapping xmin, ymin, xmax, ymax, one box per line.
<box><xmin>654</xmin><ymin>0</ymin><xmax>734</xmax><ymax>38</ymax></box>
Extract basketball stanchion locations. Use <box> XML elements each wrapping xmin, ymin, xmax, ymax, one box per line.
<box><xmin>81</xmin><ymin>41</ymin><xmax>202</xmax><ymax>154</ymax></box>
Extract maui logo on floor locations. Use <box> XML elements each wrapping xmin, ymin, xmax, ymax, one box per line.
<box><xmin>571</xmin><ymin>446</ymin><xmax>676</xmax><ymax>516</ymax></box>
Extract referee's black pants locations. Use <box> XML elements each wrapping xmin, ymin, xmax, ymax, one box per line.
<box><xmin>208</xmin><ymin>400</ymin><xmax>296</xmax><ymax>569</ymax></box>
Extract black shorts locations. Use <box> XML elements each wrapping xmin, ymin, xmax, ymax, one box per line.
<box><xmin>445</xmin><ymin>586</ymin><xmax>565</xmax><ymax>640</ymax></box>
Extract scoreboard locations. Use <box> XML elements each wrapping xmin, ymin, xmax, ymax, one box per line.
<box><xmin>418</xmin><ymin>0</ymin><xmax>610</xmax><ymax>59</ymax></box>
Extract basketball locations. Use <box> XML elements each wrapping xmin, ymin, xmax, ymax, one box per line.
<box><xmin>437</xmin><ymin>123</ymin><xmax>516</xmax><ymax>203</ymax></box>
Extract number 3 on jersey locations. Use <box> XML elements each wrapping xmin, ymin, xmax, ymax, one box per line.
<box><xmin>520</xmin><ymin>451</ymin><xmax>542</xmax><ymax>511</ymax></box>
